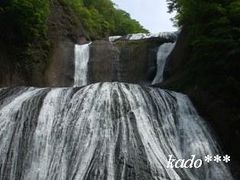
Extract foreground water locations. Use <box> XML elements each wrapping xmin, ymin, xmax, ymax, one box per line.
<box><xmin>0</xmin><ymin>83</ymin><xmax>232</xmax><ymax>180</ymax></box>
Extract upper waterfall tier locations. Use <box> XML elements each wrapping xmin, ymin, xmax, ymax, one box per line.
<box><xmin>109</xmin><ymin>32</ymin><xmax>178</xmax><ymax>42</ymax></box>
<box><xmin>0</xmin><ymin>83</ymin><xmax>232</xmax><ymax>180</ymax></box>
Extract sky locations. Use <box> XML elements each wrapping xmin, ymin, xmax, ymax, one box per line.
<box><xmin>112</xmin><ymin>0</ymin><xmax>177</xmax><ymax>33</ymax></box>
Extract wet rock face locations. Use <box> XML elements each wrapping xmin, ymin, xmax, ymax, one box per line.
<box><xmin>0</xmin><ymin>43</ymin><xmax>27</xmax><ymax>87</ymax></box>
<box><xmin>45</xmin><ymin>40</ymin><xmax>75</xmax><ymax>87</ymax></box>
<box><xmin>88</xmin><ymin>40</ymin><xmax>120</xmax><ymax>83</ymax></box>
<box><xmin>115</xmin><ymin>40</ymin><xmax>159</xmax><ymax>85</ymax></box>
<box><xmin>87</xmin><ymin>39</ymin><xmax>165</xmax><ymax>85</ymax></box>
<box><xmin>163</xmin><ymin>28</ymin><xmax>191</xmax><ymax>80</ymax></box>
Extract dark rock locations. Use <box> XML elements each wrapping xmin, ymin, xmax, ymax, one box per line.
<box><xmin>163</xmin><ymin>27</ymin><xmax>191</xmax><ymax>79</ymax></box>
<box><xmin>0</xmin><ymin>43</ymin><xmax>27</xmax><ymax>86</ymax></box>
<box><xmin>88</xmin><ymin>38</ymin><xmax>169</xmax><ymax>85</ymax></box>
<box><xmin>114</xmin><ymin>40</ymin><xmax>164</xmax><ymax>85</ymax></box>
<box><xmin>88</xmin><ymin>40</ymin><xmax>120</xmax><ymax>83</ymax></box>
<box><xmin>45</xmin><ymin>40</ymin><xmax>75</xmax><ymax>87</ymax></box>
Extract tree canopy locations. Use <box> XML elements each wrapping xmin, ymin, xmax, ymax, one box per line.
<box><xmin>0</xmin><ymin>0</ymin><xmax>148</xmax><ymax>42</ymax></box>
<box><xmin>167</xmin><ymin>0</ymin><xmax>240</xmax><ymax>73</ymax></box>
<box><xmin>61</xmin><ymin>0</ymin><xmax>148</xmax><ymax>38</ymax></box>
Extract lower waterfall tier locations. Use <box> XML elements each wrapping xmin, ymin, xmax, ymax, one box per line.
<box><xmin>0</xmin><ymin>83</ymin><xmax>232</xmax><ymax>180</ymax></box>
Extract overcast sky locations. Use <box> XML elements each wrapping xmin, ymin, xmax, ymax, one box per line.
<box><xmin>112</xmin><ymin>0</ymin><xmax>177</xmax><ymax>33</ymax></box>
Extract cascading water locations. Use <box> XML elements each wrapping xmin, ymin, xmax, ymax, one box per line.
<box><xmin>152</xmin><ymin>42</ymin><xmax>176</xmax><ymax>84</ymax></box>
<box><xmin>109</xmin><ymin>36</ymin><xmax>122</xmax><ymax>42</ymax></box>
<box><xmin>0</xmin><ymin>31</ymin><xmax>233</xmax><ymax>180</ymax></box>
<box><xmin>126</xmin><ymin>32</ymin><xmax>177</xmax><ymax>41</ymax></box>
<box><xmin>0</xmin><ymin>84</ymin><xmax>233</xmax><ymax>180</ymax></box>
<box><xmin>109</xmin><ymin>32</ymin><xmax>178</xmax><ymax>42</ymax></box>
<box><xmin>74</xmin><ymin>43</ymin><xmax>91</xmax><ymax>87</ymax></box>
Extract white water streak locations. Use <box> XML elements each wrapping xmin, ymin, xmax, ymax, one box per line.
<box><xmin>74</xmin><ymin>43</ymin><xmax>91</xmax><ymax>87</ymax></box>
<box><xmin>152</xmin><ymin>42</ymin><xmax>176</xmax><ymax>84</ymax></box>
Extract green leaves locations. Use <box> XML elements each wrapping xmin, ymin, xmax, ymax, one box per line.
<box><xmin>0</xmin><ymin>0</ymin><xmax>49</xmax><ymax>43</ymax></box>
<box><xmin>63</xmin><ymin>0</ymin><xmax>148</xmax><ymax>38</ymax></box>
<box><xmin>168</xmin><ymin>0</ymin><xmax>240</xmax><ymax>51</ymax></box>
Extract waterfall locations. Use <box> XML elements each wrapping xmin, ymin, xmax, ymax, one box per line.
<box><xmin>126</xmin><ymin>32</ymin><xmax>177</xmax><ymax>41</ymax></box>
<box><xmin>109</xmin><ymin>36</ymin><xmax>122</xmax><ymax>42</ymax></box>
<box><xmin>0</xmin><ymin>30</ymin><xmax>233</xmax><ymax>179</ymax></box>
<box><xmin>109</xmin><ymin>32</ymin><xmax>178</xmax><ymax>42</ymax></box>
<box><xmin>152</xmin><ymin>42</ymin><xmax>176</xmax><ymax>84</ymax></box>
<box><xmin>0</xmin><ymin>84</ymin><xmax>233</xmax><ymax>180</ymax></box>
<box><xmin>74</xmin><ymin>43</ymin><xmax>91</xmax><ymax>87</ymax></box>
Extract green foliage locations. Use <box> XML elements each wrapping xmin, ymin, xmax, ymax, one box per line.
<box><xmin>0</xmin><ymin>0</ymin><xmax>50</xmax><ymax>78</ymax></box>
<box><xmin>167</xmin><ymin>0</ymin><xmax>240</xmax><ymax>38</ymax></box>
<box><xmin>0</xmin><ymin>0</ymin><xmax>147</xmax><ymax>48</ymax></box>
<box><xmin>0</xmin><ymin>0</ymin><xmax>49</xmax><ymax>44</ymax></box>
<box><xmin>61</xmin><ymin>0</ymin><xmax>148</xmax><ymax>38</ymax></box>
<box><xmin>167</xmin><ymin>0</ymin><xmax>240</xmax><ymax>82</ymax></box>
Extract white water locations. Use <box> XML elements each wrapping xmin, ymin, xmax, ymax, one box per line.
<box><xmin>109</xmin><ymin>36</ymin><xmax>122</xmax><ymax>42</ymax></box>
<box><xmin>152</xmin><ymin>42</ymin><xmax>176</xmax><ymax>84</ymax></box>
<box><xmin>127</xmin><ymin>32</ymin><xmax>177</xmax><ymax>40</ymax></box>
<box><xmin>74</xmin><ymin>43</ymin><xmax>91</xmax><ymax>87</ymax></box>
<box><xmin>109</xmin><ymin>32</ymin><xmax>178</xmax><ymax>42</ymax></box>
<box><xmin>0</xmin><ymin>84</ymin><xmax>233</xmax><ymax>180</ymax></box>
